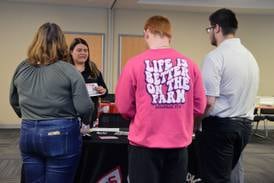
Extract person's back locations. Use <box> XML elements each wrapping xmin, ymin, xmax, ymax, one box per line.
<box><xmin>9</xmin><ymin>22</ymin><xmax>93</xmax><ymax>183</ymax></box>
<box><xmin>119</xmin><ymin>48</ymin><xmax>205</xmax><ymax>148</ymax></box>
<box><xmin>200</xmin><ymin>9</ymin><xmax>259</xmax><ymax>183</ymax></box>
<box><xmin>115</xmin><ymin>15</ymin><xmax>206</xmax><ymax>183</ymax></box>
<box><xmin>12</xmin><ymin>60</ymin><xmax>92</xmax><ymax>120</ymax></box>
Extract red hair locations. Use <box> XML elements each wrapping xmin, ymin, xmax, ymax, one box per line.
<box><xmin>144</xmin><ymin>15</ymin><xmax>171</xmax><ymax>39</ymax></box>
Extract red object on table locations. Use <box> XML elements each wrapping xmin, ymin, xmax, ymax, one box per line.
<box><xmin>99</xmin><ymin>102</ymin><xmax>119</xmax><ymax>114</ymax></box>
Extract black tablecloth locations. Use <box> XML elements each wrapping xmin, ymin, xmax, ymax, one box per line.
<box><xmin>21</xmin><ymin>131</ymin><xmax>202</xmax><ymax>183</ymax></box>
<box><xmin>186</xmin><ymin>132</ymin><xmax>203</xmax><ymax>183</ymax></box>
<box><xmin>74</xmin><ymin>131</ymin><xmax>203</xmax><ymax>183</ymax></box>
<box><xmin>74</xmin><ymin>132</ymin><xmax>129</xmax><ymax>183</ymax></box>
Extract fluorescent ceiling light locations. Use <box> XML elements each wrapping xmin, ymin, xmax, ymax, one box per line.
<box><xmin>137</xmin><ymin>0</ymin><xmax>274</xmax><ymax>9</ymax></box>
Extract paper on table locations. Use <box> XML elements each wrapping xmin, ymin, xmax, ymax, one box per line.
<box><xmin>89</xmin><ymin>127</ymin><xmax>120</xmax><ymax>133</ymax></box>
<box><xmin>114</xmin><ymin>131</ymin><xmax>129</xmax><ymax>136</ymax></box>
<box><xmin>99</xmin><ymin>136</ymin><xmax>119</xmax><ymax>140</ymax></box>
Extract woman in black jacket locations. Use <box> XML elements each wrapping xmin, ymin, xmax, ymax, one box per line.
<box><xmin>69</xmin><ymin>38</ymin><xmax>108</xmax><ymax>126</ymax></box>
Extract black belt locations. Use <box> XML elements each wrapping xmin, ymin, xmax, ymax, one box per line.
<box><xmin>203</xmin><ymin>116</ymin><xmax>252</xmax><ymax>132</ymax></box>
<box><xmin>208</xmin><ymin>116</ymin><xmax>252</xmax><ymax>123</ymax></box>
<box><xmin>229</xmin><ymin>117</ymin><xmax>252</xmax><ymax>122</ymax></box>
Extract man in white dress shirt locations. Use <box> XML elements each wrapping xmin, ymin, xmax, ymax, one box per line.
<box><xmin>200</xmin><ymin>8</ymin><xmax>259</xmax><ymax>183</ymax></box>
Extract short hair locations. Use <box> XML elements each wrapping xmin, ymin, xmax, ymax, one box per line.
<box><xmin>209</xmin><ymin>8</ymin><xmax>238</xmax><ymax>35</ymax></box>
<box><xmin>69</xmin><ymin>38</ymin><xmax>100</xmax><ymax>78</ymax></box>
<box><xmin>27</xmin><ymin>22</ymin><xmax>68</xmax><ymax>66</ymax></box>
<box><xmin>144</xmin><ymin>15</ymin><xmax>172</xmax><ymax>39</ymax></box>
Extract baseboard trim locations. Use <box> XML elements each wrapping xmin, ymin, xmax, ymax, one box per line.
<box><xmin>0</xmin><ymin>124</ymin><xmax>20</xmax><ymax>129</ymax></box>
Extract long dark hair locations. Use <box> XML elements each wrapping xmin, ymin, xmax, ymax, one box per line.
<box><xmin>28</xmin><ymin>22</ymin><xmax>68</xmax><ymax>66</ymax></box>
<box><xmin>69</xmin><ymin>38</ymin><xmax>100</xmax><ymax>78</ymax></box>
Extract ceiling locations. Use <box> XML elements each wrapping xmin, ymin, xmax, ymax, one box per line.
<box><xmin>6</xmin><ymin>0</ymin><xmax>274</xmax><ymax>14</ymax></box>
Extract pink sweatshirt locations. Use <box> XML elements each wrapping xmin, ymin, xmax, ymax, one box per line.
<box><xmin>115</xmin><ymin>48</ymin><xmax>206</xmax><ymax>148</ymax></box>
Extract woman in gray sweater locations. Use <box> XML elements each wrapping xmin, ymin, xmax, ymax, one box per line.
<box><xmin>9</xmin><ymin>22</ymin><xmax>94</xmax><ymax>183</ymax></box>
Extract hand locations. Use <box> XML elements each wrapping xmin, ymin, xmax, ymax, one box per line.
<box><xmin>95</xmin><ymin>86</ymin><xmax>106</xmax><ymax>95</ymax></box>
<box><xmin>80</xmin><ymin>124</ymin><xmax>90</xmax><ymax>136</ymax></box>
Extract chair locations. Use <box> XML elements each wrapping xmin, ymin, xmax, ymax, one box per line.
<box><xmin>266</xmin><ymin>115</ymin><xmax>274</xmax><ymax>122</ymax></box>
<box><xmin>261</xmin><ymin>108</ymin><xmax>274</xmax><ymax>136</ymax></box>
<box><xmin>253</xmin><ymin>107</ymin><xmax>274</xmax><ymax>138</ymax></box>
<box><xmin>253</xmin><ymin>109</ymin><xmax>266</xmax><ymax>138</ymax></box>
<box><xmin>98</xmin><ymin>113</ymin><xmax>130</xmax><ymax>128</ymax></box>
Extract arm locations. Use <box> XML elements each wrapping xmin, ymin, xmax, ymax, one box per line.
<box><xmin>201</xmin><ymin>54</ymin><xmax>222</xmax><ymax>115</ymax></box>
<box><xmin>205</xmin><ymin>96</ymin><xmax>216</xmax><ymax>115</ymax></box>
<box><xmin>9</xmin><ymin>79</ymin><xmax>21</xmax><ymax>118</ymax></box>
<box><xmin>193</xmin><ymin>64</ymin><xmax>207</xmax><ymax>117</ymax></box>
<box><xmin>96</xmin><ymin>72</ymin><xmax>108</xmax><ymax>97</ymax></box>
<box><xmin>194</xmin><ymin>95</ymin><xmax>216</xmax><ymax>132</ymax></box>
<box><xmin>194</xmin><ymin>54</ymin><xmax>220</xmax><ymax>131</ymax></box>
<box><xmin>71</xmin><ymin>71</ymin><xmax>94</xmax><ymax>125</ymax></box>
<box><xmin>115</xmin><ymin>63</ymin><xmax>136</xmax><ymax>119</ymax></box>
<box><xmin>192</xmin><ymin>64</ymin><xmax>207</xmax><ymax>132</ymax></box>
<box><xmin>9</xmin><ymin>64</ymin><xmax>22</xmax><ymax>118</ymax></box>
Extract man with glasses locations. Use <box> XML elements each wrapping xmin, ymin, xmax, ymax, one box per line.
<box><xmin>205</xmin><ymin>25</ymin><xmax>216</xmax><ymax>33</ymax></box>
<box><xmin>200</xmin><ymin>8</ymin><xmax>259</xmax><ymax>182</ymax></box>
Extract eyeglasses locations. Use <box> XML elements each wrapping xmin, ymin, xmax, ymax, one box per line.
<box><xmin>205</xmin><ymin>26</ymin><xmax>215</xmax><ymax>33</ymax></box>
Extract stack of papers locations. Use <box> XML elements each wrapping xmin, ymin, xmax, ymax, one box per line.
<box><xmin>88</xmin><ymin>128</ymin><xmax>129</xmax><ymax>139</ymax></box>
<box><xmin>89</xmin><ymin>128</ymin><xmax>120</xmax><ymax>133</ymax></box>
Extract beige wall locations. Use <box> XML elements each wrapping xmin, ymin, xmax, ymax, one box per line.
<box><xmin>0</xmin><ymin>2</ymin><xmax>107</xmax><ymax>126</ymax></box>
<box><xmin>236</xmin><ymin>14</ymin><xmax>274</xmax><ymax>97</ymax></box>
<box><xmin>1</xmin><ymin>1</ymin><xmax>274</xmax><ymax>126</ymax></box>
<box><xmin>112</xmin><ymin>9</ymin><xmax>212</xmax><ymax>89</ymax></box>
<box><xmin>113</xmin><ymin>9</ymin><xmax>274</xmax><ymax>96</ymax></box>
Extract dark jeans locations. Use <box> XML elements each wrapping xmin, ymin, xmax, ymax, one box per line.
<box><xmin>128</xmin><ymin>145</ymin><xmax>188</xmax><ymax>183</ymax></box>
<box><xmin>20</xmin><ymin>119</ymin><xmax>82</xmax><ymax>183</ymax></box>
<box><xmin>199</xmin><ymin>116</ymin><xmax>252</xmax><ymax>183</ymax></box>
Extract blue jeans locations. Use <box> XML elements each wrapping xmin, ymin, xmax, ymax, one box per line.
<box><xmin>20</xmin><ymin>119</ymin><xmax>82</xmax><ymax>183</ymax></box>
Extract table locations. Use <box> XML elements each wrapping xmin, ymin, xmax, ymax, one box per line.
<box><xmin>254</xmin><ymin>105</ymin><xmax>274</xmax><ymax>138</ymax></box>
<box><xmin>255</xmin><ymin>105</ymin><xmax>274</xmax><ymax>114</ymax></box>
<box><xmin>186</xmin><ymin>132</ymin><xmax>203</xmax><ymax>183</ymax></box>
<box><xmin>74</xmin><ymin>131</ymin><xmax>202</xmax><ymax>183</ymax></box>
<box><xmin>99</xmin><ymin>102</ymin><xmax>119</xmax><ymax>114</ymax></box>
<box><xmin>74</xmin><ymin>131</ymin><xmax>129</xmax><ymax>183</ymax></box>
<box><xmin>21</xmin><ymin>131</ymin><xmax>129</xmax><ymax>183</ymax></box>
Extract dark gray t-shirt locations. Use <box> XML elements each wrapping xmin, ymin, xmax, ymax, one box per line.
<box><xmin>9</xmin><ymin>60</ymin><xmax>94</xmax><ymax>124</ymax></box>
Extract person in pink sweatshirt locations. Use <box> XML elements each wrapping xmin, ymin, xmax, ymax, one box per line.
<box><xmin>115</xmin><ymin>15</ymin><xmax>206</xmax><ymax>183</ymax></box>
